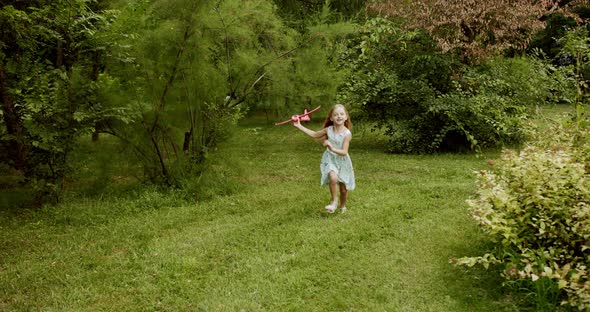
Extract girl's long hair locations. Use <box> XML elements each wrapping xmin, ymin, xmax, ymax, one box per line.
<box><xmin>313</xmin><ymin>104</ymin><xmax>352</xmax><ymax>140</ymax></box>
<box><xmin>322</xmin><ymin>104</ymin><xmax>352</xmax><ymax>129</ymax></box>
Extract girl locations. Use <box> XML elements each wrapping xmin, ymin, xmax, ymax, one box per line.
<box><xmin>293</xmin><ymin>104</ymin><xmax>355</xmax><ymax>213</ymax></box>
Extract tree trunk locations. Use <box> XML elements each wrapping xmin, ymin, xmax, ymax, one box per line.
<box><xmin>91</xmin><ymin>51</ymin><xmax>102</xmax><ymax>142</ymax></box>
<box><xmin>146</xmin><ymin>26</ymin><xmax>191</xmax><ymax>183</ymax></box>
<box><xmin>183</xmin><ymin>129</ymin><xmax>192</xmax><ymax>152</ymax></box>
<box><xmin>149</xmin><ymin>132</ymin><xmax>170</xmax><ymax>184</ymax></box>
<box><xmin>0</xmin><ymin>65</ymin><xmax>28</xmax><ymax>171</ymax></box>
<box><xmin>92</xmin><ymin>131</ymin><xmax>100</xmax><ymax>142</ymax></box>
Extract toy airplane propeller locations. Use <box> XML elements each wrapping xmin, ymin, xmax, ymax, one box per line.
<box><xmin>274</xmin><ymin>105</ymin><xmax>321</xmax><ymax>126</ymax></box>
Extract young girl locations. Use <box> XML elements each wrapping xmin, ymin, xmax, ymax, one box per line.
<box><xmin>293</xmin><ymin>104</ymin><xmax>355</xmax><ymax>213</ymax></box>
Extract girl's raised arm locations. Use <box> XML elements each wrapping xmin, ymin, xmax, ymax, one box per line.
<box><xmin>293</xmin><ymin>120</ymin><xmax>327</xmax><ymax>139</ymax></box>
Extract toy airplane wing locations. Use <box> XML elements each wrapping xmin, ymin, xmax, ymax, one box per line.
<box><xmin>274</xmin><ymin>105</ymin><xmax>321</xmax><ymax>126</ymax></box>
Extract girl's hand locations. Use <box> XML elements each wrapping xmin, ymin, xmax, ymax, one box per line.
<box><xmin>293</xmin><ymin>119</ymin><xmax>301</xmax><ymax>128</ymax></box>
<box><xmin>323</xmin><ymin>140</ymin><xmax>332</xmax><ymax>150</ymax></box>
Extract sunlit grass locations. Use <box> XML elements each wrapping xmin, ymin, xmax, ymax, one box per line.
<box><xmin>5</xmin><ymin>109</ymin><xmax>576</xmax><ymax>310</ymax></box>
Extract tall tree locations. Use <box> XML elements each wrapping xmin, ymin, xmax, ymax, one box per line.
<box><xmin>104</xmin><ymin>0</ymin><xmax>302</xmax><ymax>185</ymax></box>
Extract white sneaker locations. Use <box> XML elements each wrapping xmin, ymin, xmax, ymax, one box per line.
<box><xmin>340</xmin><ymin>207</ymin><xmax>347</xmax><ymax>213</ymax></box>
<box><xmin>325</xmin><ymin>202</ymin><xmax>337</xmax><ymax>213</ymax></box>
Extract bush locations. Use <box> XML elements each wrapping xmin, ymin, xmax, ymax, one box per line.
<box><xmin>337</xmin><ymin>18</ymin><xmax>560</xmax><ymax>153</ymax></box>
<box><xmin>455</xmin><ymin>124</ymin><xmax>590</xmax><ymax>310</ymax></box>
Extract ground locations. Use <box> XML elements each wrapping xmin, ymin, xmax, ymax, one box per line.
<box><xmin>1</xmin><ymin>115</ymin><xmax>545</xmax><ymax>311</ymax></box>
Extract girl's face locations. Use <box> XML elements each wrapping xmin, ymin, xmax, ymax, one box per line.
<box><xmin>330</xmin><ymin>107</ymin><xmax>348</xmax><ymax>126</ymax></box>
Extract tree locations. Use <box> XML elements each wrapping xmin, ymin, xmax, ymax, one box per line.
<box><xmin>528</xmin><ymin>13</ymin><xmax>578</xmax><ymax>59</ymax></box>
<box><xmin>0</xmin><ymin>1</ymin><xmax>121</xmax><ymax>202</ymax></box>
<box><xmin>337</xmin><ymin>18</ymin><xmax>561</xmax><ymax>153</ymax></box>
<box><xmin>104</xmin><ymin>0</ymin><xmax>302</xmax><ymax>185</ymax></box>
<box><xmin>273</xmin><ymin>0</ymin><xmax>367</xmax><ymax>29</ymax></box>
<box><xmin>366</xmin><ymin>0</ymin><xmax>587</xmax><ymax>62</ymax></box>
<box><xmin>557</xmin><ymin>27</ymin><xmax>590</xmax><ymax>124</ymax></box>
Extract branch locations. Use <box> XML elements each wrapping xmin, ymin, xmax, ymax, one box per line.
<box><xmin>150</xmin><ymin>25</ymin><xmax>192</xmax><ymax>134</ymax></box>
<box><xmin>214</xmin><ymin>1</ymin><xmax>235</xmax><ymax>99</ymax></box>
<box><xmin>228</xmin><ymin>72</ymin><xmax>266</xmax><ymax>108</ymax></box>
<box><xmin>227</xmin><ymin>43</ymin><xmax>303</xmax><ymax>108</ymax></box>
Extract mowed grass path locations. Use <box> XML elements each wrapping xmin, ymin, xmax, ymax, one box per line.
<box><xmin>0</xmin><ymin>118</ymin><xmax>519</xmax><ymax>311</ymax></box>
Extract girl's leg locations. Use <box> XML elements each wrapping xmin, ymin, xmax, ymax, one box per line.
<box><xmin>338</xmin><ymin>183</ymin><xmax>348</xmax><ymax>210</ymax></box>
<box><xmin>325</xmin><ymin>171</ymin><xmax>338</xmax><ymax>212</ymax></box>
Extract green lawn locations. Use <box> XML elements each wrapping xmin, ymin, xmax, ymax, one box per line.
<box><xmin>0</xmin><ymin>115</ymin><xmax>539</xmax><ymax>311</ymax></box>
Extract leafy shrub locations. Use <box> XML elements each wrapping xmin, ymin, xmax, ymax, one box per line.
<box><xmin>455</xmin><ymin>124</ymin><xmax>590</xmax><ymax>309</ymax></box>
<box><xmin>337</xmin><ymin>18</ymin><xmax>556</xmax><ymax>153</ymax></box>
<box><xmin>528</xmin><ymin>14</ymin><xmax>578</xmax><ymax>59</ymax></box>
<box><xmin>555</xmin><ymin>26</ymin><xmax>590</xmax><ymax>110</ymax></box>
<box><xmin>423</xmin><ymin>90</ymin><xmax>528</xmax><ymax>153</ymax></box>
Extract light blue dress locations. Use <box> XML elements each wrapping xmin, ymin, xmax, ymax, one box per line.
<box><xmin>320</xmin><ymin>126</ymin><xmax>355</xmax><ymax>190</ymax></box>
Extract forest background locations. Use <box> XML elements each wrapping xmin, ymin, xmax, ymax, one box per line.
<box><xmin>1</xmin><ymin>0</ymin><xmax>590</xmax><ymax>310</ymax></box>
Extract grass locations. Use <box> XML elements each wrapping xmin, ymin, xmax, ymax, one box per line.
<box><xmin>4</xmin><ymin>109</ymin><xmax>575</xmax><ymax>311</ymax></box>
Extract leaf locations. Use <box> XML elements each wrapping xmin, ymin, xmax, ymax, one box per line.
<box><xmin>544</xmin><ymin>266</ymin><xmax>553</xmax><ymax>276</ymax></box>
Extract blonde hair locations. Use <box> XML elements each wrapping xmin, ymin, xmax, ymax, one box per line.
<box><xmin>313</xmin><ymin>104</ymin><xmax>352</xmax><ymax>141</ymax></box>
<box><xmin>322</xmin><ymin>104</ymin><xmax>352</xmax><ymax>130</ymax></box>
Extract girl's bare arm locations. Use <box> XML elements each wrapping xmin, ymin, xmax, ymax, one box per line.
<box><xmin>325</xmin><ymin>133</ymin><xmax>351</xmax><ymax>156</ymax></box>
<box><xmin>294</xmin><ymin>120</ymin><xmax>327</xmax><ymax>139</ymax></box>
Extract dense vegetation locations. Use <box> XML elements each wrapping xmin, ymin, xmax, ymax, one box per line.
<box><xmin>0</xmin><ymin>0</ymin><xmax>349</xmax><ymax>201</ymax></box>
<box><xmin>1</xmin><ymin>0</ymin><xmax>590</xmax><ymax>310</ymax></box>
<box><xmin>455</xmin><ymin>123</ymin><xmax>590</xmax><ymax>310</ymax></box>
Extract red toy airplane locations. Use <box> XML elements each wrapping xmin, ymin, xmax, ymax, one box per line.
<box><xmin>274</xmin><ymin>105</ymin><xmax>321</xmax><ymax>126</ymax></box>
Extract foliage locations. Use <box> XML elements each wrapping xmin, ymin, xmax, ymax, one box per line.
<box><xmin>366</xmin><ymin>0</ymin><xmax>588</xmax><ymax>63</ymax></box>
<box><xmin>272</xmin><ymin>0</ymin><xmax>366</xmax><ymax>30</ymax></box>
<box><xmin>337</xmin><ymin>18</ymin><xmax>456</xmax><ymax>118</ymax></box>
<box><xmin>555</xmin><ymin>26</ymin><xmax>590</xmax><ymax>118</ymax></box>
<box><xmin>257</xmin><ymin>19</ymin><xmax>354</xmax><ymax>118</ymax></box>
<box><xmin>529</xmin><ymin>14</ymin><xmax>578</xmax><ymax>59</ymax></box>
<box><xmin>0</xmin><ymin>2</ymin><xmax>125</xmax><ymax>203</ymax></box>
<box><xmin>338</xmin><ymin>18</ymin><xmax>547</xmax><ymax>153</ymax></box>
<box><xmin>454</xmin><ymin>123</ymin><xmax>590</xmax><ymax>309</ymax></box>
<box><xmin>251</xmin><ymin>2</ymin><xmax>357</xmax><ymax>120</ymax></box>
<box><xmin>0</xmin><ymin>0</ymin><xmax>356</xmax><ymax>202</ymax></box>
<box><xmin>103</xmin><ymin>0</ymin><xmax>302</xmax><ymax>185</ymax></box>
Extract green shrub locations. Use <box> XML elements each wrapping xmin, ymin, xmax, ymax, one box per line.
<box><xmin>337</xmin><ymin>18</ymin><xmax>558</xmax><ymax>153</ymax></box>
<box><xmin>455</xmin><ymin>124</ymin><xmax>590</xmax><ymax>309</ymax></box>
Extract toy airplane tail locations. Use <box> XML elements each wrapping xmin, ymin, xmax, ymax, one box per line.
<box><xmin>274</xmin><ymin>105</ymin><xmax>321</xmax><ymax>126</ymax></box>
<box><xmin>299</xmin><ymin>109</ymin><xmax>311</xmax><ymax>122</ymax></box>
